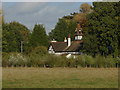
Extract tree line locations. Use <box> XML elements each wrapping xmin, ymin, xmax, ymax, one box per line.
<box><xmin>2</xmin><ymin>22</ymin><xmax>49</xmax><ymax>53</ymax></box>
<box><xmin>2</xmin><ymin>2</ymin><xmax>120</xmax><ymax>67</ymax></box>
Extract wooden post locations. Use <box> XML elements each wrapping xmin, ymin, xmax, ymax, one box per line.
<box><xmin>21</xmin><ymin>41</ymin><xmax>23</xmax><ymax>53</ymax></box>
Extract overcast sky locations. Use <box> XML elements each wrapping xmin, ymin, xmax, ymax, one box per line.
<box><xmin>3</xmin><ymin>2</ymin><xmax>92</xmax><ymax>34</ymax></box>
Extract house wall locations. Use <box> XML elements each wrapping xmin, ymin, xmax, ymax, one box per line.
<box><xmin>48</xmin><ymin>45</ymin><xmax>82</xmax><ymax>55</ymax></box>
<box><xmin>48</xmin><ymin>46</ymin><xmax>55</xmax><ymax>54</ymax></box>
<box><xmin>54</xmin><ymin>52</ymin><xmax>81</xmax><ymax>55</ymax></box>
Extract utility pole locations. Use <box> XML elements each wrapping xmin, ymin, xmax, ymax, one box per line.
<box><xmin>21</xmin><ymin>41</ymin><xmax>23</xmax><ymax>53</ymax></box>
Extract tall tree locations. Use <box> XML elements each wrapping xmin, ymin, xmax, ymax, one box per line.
<box><xmin>83</xmin><ymin>2</ymin><xmax>119</xmax><ymax>57</ymax></box>
<box><xmin>29</xmin><ymin>24</ymin><xmax>49</xmax><ymax>48</ymax></box>
<box><xmin>73</xmin><ymin>13</ymin><xmax>87</xmax><ymax>27</ymax></box>
<box><xmin>80</xmin><ymin>3</ymin><xmax>92</xmax><ymax>13</ymax></box>
<box><xmin>73</xmin><ymin>3</ymin><xmax>92</xmax><ymax>28</ymax></box>
<box><xmin>2</xmin><ymin>22</ymin><xmax>30</xmax><ymax>52</ymax></box>
<box><xmin>49</xmin><ymin>3</ymin><xmax>92</xmax><ymax>42</ymax></box>
<box><xmin>49</xmin><ymin>19</ymin><xmax>76</xmax><ymax>41</ymax></box>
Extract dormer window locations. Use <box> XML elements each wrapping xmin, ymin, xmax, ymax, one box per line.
<box><xmin>74</xmin><ymin>22</ymin><xmax>83</xmax><ymax>41</ymax></box>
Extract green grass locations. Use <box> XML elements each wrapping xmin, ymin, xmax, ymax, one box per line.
<box><xmin>0</xmin><ymin>67</ymin><xmax>2</xmax><ymax>89</ymax></box>
<box><xmin>2</xmin><ymin>67</ymin><xmax>118</xmax><ymax>88</ymax></box>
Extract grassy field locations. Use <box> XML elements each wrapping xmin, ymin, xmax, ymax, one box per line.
<box><xmin>2</xmin><ymin>67</ymin><xmax>118</xmax><ymax>88</ymax></box>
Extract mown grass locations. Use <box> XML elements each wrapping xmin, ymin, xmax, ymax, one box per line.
<box><xmin>0</xmin><ymin>67</ymin><xmax>2</xmax><ymax>89</ymax></box>
<box><xmin>2</xmin><ymin>67</ymin><xmax>118</xmax><ymax>88</ymax></box>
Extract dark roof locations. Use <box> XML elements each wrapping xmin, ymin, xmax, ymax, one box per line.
<box><xmin>50</xmin><ymin>40</ymin><xmax>83</xmax><ymax>52</ymax></box>
<box><xmin>65</xmin><ymin>41</ymin><xmax>83</xmax><ymax>51</ymax></box>
<box><xmin>51</xmin><ymin>42</ymin><xmax>67</xmax><ymax>52</ymax></box>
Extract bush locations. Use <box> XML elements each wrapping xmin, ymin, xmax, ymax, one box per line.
<box><xmin>94</xmin><ymin>55</ymin><xmax>105</xmax><ymax>68</ymax></box>
<box><xmin>9</xmin><ymin>52</ymin><xmax>28</xmax><ymax>67</ymax></box>
<box><xmin>76</xmin><ymin>55</ymin><xmax>95</xmax><ymax>67</ymax></box>
<box><xmin>31</xmin><ymin>46</ymin><xmax>48</xmax><ymax>56</ymax></box>
<box><xmin>94</xmin><ymin>55</ymin><xmax>117</xmax><ymax>68</ymax></box>
<box><xmin>76</xmin><ymin>55</ymin><xmax>85</xmax><ymax>67</ymax></box>
<box><xmin>84</xmin><ymin>54</ymin><xmax>95</xmax><ymax>67</ymax></box>
<box><xmin>105</xmin><ymin>55</ymin><xmax>116</xmax><ymax>67</ymax></box>
<box><xmin>2</xmin><ymin>52</ymin><xmax>28</xmax><ymax>67</ymax></box>
<box><xmin>42</xmin><ymin>55</ymin><xmax>68</xmax><ymax>67</ymax></box>
<box><xmin>2</xmin><ymin>50</ymin><xmax>119</xmax><ymax>68</ymax></box>
<box><xmin>26</xmin><ymin>46</ymin><xmax>48</xmax><ymax>67</ymax></box>
<box><xmin>2</xmin><ymin>52</ymin><xmax>10</xmax><ymax>67</ymax></box>
<box><xmin>27</xmin><ymin>53</ymin><xmax>44</xmax><ymax>67</ymax></box>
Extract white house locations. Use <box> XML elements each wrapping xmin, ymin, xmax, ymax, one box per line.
<box><xmin>48</xmin><ymin>22</ymin><xmax>83</xmax><ymax>57</ymax></box>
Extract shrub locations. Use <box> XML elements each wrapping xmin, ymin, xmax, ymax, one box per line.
<box><xmin>2</xmin><ymin>50</ymin><xmax>119</xmax><ymax>68</ymax></box>
<box><xmin>26</xmin><ymin>46</ymin><xmax>48</xmax><ymax>67</ymax></box>
<box><xmin>94</xmin><ymin>55</ymin><xmax>106</xmax><ymax>68</ymax></box>
<box><xmin>27</xmin><ymin>53</ymin><xmax>44</xmax><ymax>67</ymax></box>
<box><xmin>84</xmin><ymin>54</ymin><xmax>95</xmax><ymax>67</ymax></box>
<box><xmin>31</xmin><ymin>46</ymin><xmax>48</xmax><ymax>56</ymax></box>
<box><xmin>76</xmin><ymin>55</ymin><xmax>85</xmax><ymax>67</ymax></box>
<box><xmin>76</xmin><ymin>55</ymin><xmax>95</xmax><ymax>67</ymax></box>
<box><xmin>105</xmin><ymin>55</ymin><xmax>116</xmax><ymax>67</ymax></box>
<box><xmin>2</xmin><ymin>52</ymin><xmax>10</xmax><ymax>67</ymax></box>
<box><xmin>2</xmin><ymin>52</ymin><xmax>28</xmax><ymax>67</ymax></box>
<box><xmin>42</xmin><ymin>55</ymin><xmax>68</xmax><ymax>67</ymax></box>
<box><xmin>8</xmin><ymin>52</ymin><xmax>28</xmax><ymax>67</ymax></box>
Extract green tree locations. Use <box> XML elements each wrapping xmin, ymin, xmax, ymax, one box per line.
<box><xmin>31</xmin><ymin>46</ymin><xmax>48</xmax><ymax>56</ymax></box>
<box><xmin>29</xmin><ymin>24</ymin><xmax>49</xmax><ymax>48</ymax></box>
<box><xmin>49</xmin><ymin>19</ymin><xmax>76</xmax><ymax>41</ymax></box>
<box><xmin>49</xmin><ymin>3</ymin><xmax>92</xmax><ymax>42</ymax></box>
<box><xmin>0</xmin><ymin>9</ymin><xmax>3</xmax><ymax>24</ymax></box>
<box><xmin>83</xmin><ymin>2</ymin><xmax>119</xmax><ymax>57</ymax></box>
<box><xmin>2</xmin><ymin>22</ymin><xmax>30</xmax><ymax>52</ymax></box>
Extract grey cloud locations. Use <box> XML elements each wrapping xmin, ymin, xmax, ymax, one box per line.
<box><xmin>3</xmin><ymin>2</ymin><xmax>86</xmax><ymax>34</ymax></box>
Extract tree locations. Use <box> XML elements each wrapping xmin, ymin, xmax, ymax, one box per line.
<box><xmin>49</xmin><ymin>19</ymin><xmax>76</xmax><ymax>41</ymax></box>
<box><xmin>29</xmin><ymin>24</ymin><xmax>49</xmax><ymax>48</ymax></box>
<box><xmin>83</xmin><ymin>2</ymin><xmax>119</xmax><ymax>57</ymax></box>
<box><xmin>31</xmin><ymin>46</ymin><xmax>48</xmax><ymax>56</ymax></box>
<box><xmin>80</xmin><ymin>3</ymin><xmax>92</xmax><ymax>13</ymax></box>
<box><xmin>73</xmin><ymin>3</ymin><xmax>92</xmax><ymax>28</ymax></box>
<box><xmin>0</xmin><ymin>9</ymin><xmax>4</xmax><ymax>25</ymax></box>
<box><xmin>49</xmin><ymin>3</ymin><xmax>92</xmax><ymax>42</ymax></box>
<box><xmin>73</xmin><ymin>13</ymin><xmax>87</xmax><ymax>27</ymax></box>
<box><xmin>2</xmin><ymin>22</ymin><xmax>30</xmax><ymax>52</ymax></box>
<box><xmin>0</xmin><ymin>9</ymin><xmax>2</xmax><ymax>52</ymax></box>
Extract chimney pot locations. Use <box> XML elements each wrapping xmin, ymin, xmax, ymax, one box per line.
<box><xmin>64</xmin><ymin>37</ymin><xmax>67</xmax><ymax>42</ymax></box>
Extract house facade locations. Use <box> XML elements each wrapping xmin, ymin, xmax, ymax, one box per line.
<box><xmin>48</xmin><ymin>22</ymin><xmax>83</xmax><ymax>56</ymax></box>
